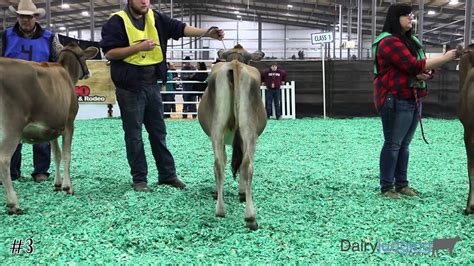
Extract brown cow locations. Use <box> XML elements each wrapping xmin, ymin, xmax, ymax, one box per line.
<box><xmin>459</xmin><ymin>44</ymin><xmax>474</xmax><ymax>215</ymax></box>
<box><xmin>0</xmin><ymin>43</ymin><xmax>98</xmax><ymax>214</ymax></box>
<box><xmin>198</xmin><ymin>44</ymin><xmax>266</xmax><ymax>230</ymax></box>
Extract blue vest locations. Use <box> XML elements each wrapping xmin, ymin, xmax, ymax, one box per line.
<box><xmin>4</xmin><ymin>27</ymin><xmax>51</xmax><ymax>62</ymax></box>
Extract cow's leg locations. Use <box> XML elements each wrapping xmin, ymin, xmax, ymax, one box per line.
<box><xmin>0</xmin><ymin>135</ymin><xmax>23</xmax><ymax>214</ymax></box>
<box><xmin>60</xmin><ymin>122</ymin><xmax>74</xmax><ymax>194</ymax></box>
<box><xmin>238</xmin><ymin>174</ymin><xmax>246</xmax><ymax>202</ymax></box>
<box><xmin>240</xmin><ymin>135</ymin><xmax>258</xmax><ymax>230</ymax></box>
<box><xmin>464</xmin><ymin>127</ymin><xmax>474</xmax><ymax>214</ymax></box>
<box><xmin>212</xmin><ymin>133</ymin><xmax>226</xmax><ymax>218</ymax></box>
<box><xmin>51</xmin><ymin>139</ymin><xmax>62</xmax><ymax>191</ymax></box>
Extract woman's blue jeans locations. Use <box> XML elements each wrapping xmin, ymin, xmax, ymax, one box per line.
<box><xmin>379</xmin><ymin>94</ymin><xmax>420</xmax><ymax>193</ymax></box>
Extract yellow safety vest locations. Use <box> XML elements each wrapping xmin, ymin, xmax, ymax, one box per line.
<box><xmin>113</xmin><ymin>10</ymin><xmax>163</xmax><ymax>65</ymax></box>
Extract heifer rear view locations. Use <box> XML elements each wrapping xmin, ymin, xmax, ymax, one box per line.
<box><xmin>459</xmin><ymin>44</ymin><xmax>474</xmax><ymax>215</ymax></box>
<box><xmin>0</xmin><ymin>43</ymin><xmax>98</xmax><ymax>214</ymax></box>
<box><xmin>198</xmin><ymin>44</ymin><xmax>266</xmax><ymax>230</ymax></box>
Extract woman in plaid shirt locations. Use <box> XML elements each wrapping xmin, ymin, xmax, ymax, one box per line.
<box><xmin>373</xmin><ymin>4</ymin><xmax>458</xmax><ymax>199</ymax></box>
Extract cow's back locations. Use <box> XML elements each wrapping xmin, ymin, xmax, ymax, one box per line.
<box><xmin>237</xmin><ymin>62</ymin><xmax>267</xmax><ymax>136</ymax></box>
<box><xmin>198</xmin><ymin>60</ymin><xmax>266</xmax><ymax>140</ymax></box>
<box><xmin>198</xmin><ymin>62</ymin><xmax>235</xmax><ymax>138</ymax></box>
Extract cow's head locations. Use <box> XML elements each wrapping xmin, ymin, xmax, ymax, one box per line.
<box><xmin>58</xmin><ymin>42</ymin><xmax>99</xmax><ymax>82</ymax></box>
<box><xmin>217</xmin><ymin>44</ymin><xmax>264</xmax><ymax>64</ymax></box>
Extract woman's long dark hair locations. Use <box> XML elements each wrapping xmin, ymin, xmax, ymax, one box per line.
<box><xmin>382</xmin><ymin>4</ymin><xmax>421</xmax><ymax>57</ymax></box>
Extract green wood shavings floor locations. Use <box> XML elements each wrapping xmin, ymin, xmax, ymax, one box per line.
<box><xmin>1</xmin><ymin>118</ymin><xmax>473</xmax><ymax>263</ymax></box>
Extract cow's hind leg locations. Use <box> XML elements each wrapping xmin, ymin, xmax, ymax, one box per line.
<box><xmin>212</xmin><ymin>133</ymin><xmax>226</xmax><ymax>217</ymax></box>
<box><xmin>233</xmin><ymin>130</ymin><xmax>246</xmax><ymax>202</ymax></box>
<box><xmin>51</xmin><ymin>139</ymin><xmax>62</xmax><ymax>191</ymax></box>
<box><xmin>0</xmin><ymin>135</ymin><xmax>23</xmax><ymax>214</ymax></box>
<box><xmin>464</xmin><ymin>128</ymin><xmax>474</xmax><ymax>214</ymax></box>
<box><xmin>60</xmin><ymin>123</ymin><xmax>74</xmax><ymax>194</ymax></box>
<box><xmin>238</xmin><ymin>176</ymin><xmax>246</xmax><ymax>202</ymax></box>
<box><xmin>240</xmin><ymin>134</ymin><xmax>258</xmax><ymax>230</ymax></box>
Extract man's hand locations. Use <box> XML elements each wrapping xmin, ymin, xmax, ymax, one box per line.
<box><xmin>135</xmin><ymin>39</ymin><xmax>157</xmax><ymax>51</ymax></box>
<box><xmin>207</xmin><ymin>28</ymin><xmax>225</xmax><ymax>40</ymax></box>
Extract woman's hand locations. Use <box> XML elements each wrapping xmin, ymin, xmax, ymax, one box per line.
<box><xmin>416</xmin><ymin>72</ymin><xmax>431</xmax><ymax>81</ymax></box>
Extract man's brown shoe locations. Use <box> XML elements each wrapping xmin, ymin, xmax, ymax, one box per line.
<box><xmin>382</xmin><ymin>190</ymin><xmax>401</xmax><ymax>199</ymax></box>
<box><xmin>33</xmin><ymin>174</ymin><xmax>48</xmax><ymax>183</ymax></box>
<box><xmin>157</xmin><ymin>177</ymin><xmax>186</xmax><ymax>189</ymax></box>
<box><xmin>397</xmin><ymin>187</ymin><xmax>418</xmax><ymax>197</ymax></box>
<box><xmin>133</xmin><ymin>182</ymin><xmax>152</xmax><ymax>192</ymax></box>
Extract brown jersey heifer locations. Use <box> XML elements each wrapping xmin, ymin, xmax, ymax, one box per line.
<box><xmin>198</xmin><ymin>44</ymin><xmax>266</xmax><ymax>230</ymax></box>
<box><xmin>0</xmin><ymin>43</ymin><xmax>98</xmax><ymax>214</ymax></box>
<box><xmin>459</xmin><ymin>44</ymin><xmax>474</xmax><ymax>215</ymax></box>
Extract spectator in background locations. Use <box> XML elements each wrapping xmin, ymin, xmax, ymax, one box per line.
<box><xmin>261</xmin><ymin>62</ymin><xmax>287</xmax><ymax>119</ymax></box>
<box><xmin>163</xmin><ymin>62</ymin><xmax>177</xmax><ymax>118</ymax></box>
<box><xmin>180</xmin><ymin>56</ymin><xmax>197</xmax><ymax>119</ymax></box>
<box><xmin>2</xmin><ymin>0</ymin><xmax>62</xmax><ymax>183</ymax></box>
<box><xmin>298</xmin><ymin>50</ymin><xmax>305</xmax><ymax>59</ymax></box>
<box><xmin>193</xmin><ymin>62</ymin><xmax>208</xmax><ymax>101</ymax></box>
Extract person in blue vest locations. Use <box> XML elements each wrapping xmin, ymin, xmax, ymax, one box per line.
<box><xmin>1</xmin><ymin>0</ymin><xmax>62</xmax><ymax>183</ymax></box>
<box><xmin>100</xmin><ymin>0</ymin><xmax>224</xmax><ymax>192</ymax></box>
<box><xmin>372</xmin><ymin>4</ymin><xmax>458</xmax><ymax>199</ymax></box>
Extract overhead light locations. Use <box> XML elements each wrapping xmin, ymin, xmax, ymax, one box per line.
<box><xmin>236</xmin><ymin>15</ymin><xmax>242</xmax><ymax>18</ymax></box>
<box><xmin>61</xmin><ymin>3</ymin><xmax>70</xmax><ymax>9</ymax></box>
<box><xmin>287</xmin><ymin>4</ymin><xmax>293</xmax><ymax>8</ymax></box>
<box><xmin>427</xmin><ymin>10</ymin><xmax>436</xmax><ymax>15</ymax></box>
<box><xmin>59</xmin><ymin>26</ymin><xmax>66</xmax><ymax>31</ymax></box>
<box><xmin>449</xmin><ymin>0</ymin><xmax>459</xmax><ymax>5</ymax></box>
<box><xmin>81</xmin><ymin>11</ymin><xmax>89</xmax><ymax>16</ymax></box>
<box><xmin>234</xmin><ymin>10</ymin><xmax>239</xmax><ymax>14</ymax></box>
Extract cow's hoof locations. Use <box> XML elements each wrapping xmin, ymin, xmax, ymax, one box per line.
<box><xmin>239</xmin><ymin>192</ymin><xmax>246</xmax><ymax>202</ymax></box>
<box><xmin>63</xmin><ymin>187</ymin><xmax>73</xmax><ymax>195</ymax></box>
<box><xmin>7</xmin><ymin>206</ymin><xmax>24</xmax><ymax>215</ymax></box>
<box><xmin>215</xmin><ymin>212</ymin><xmax>225</xmax><ymax>218</ymax></box>
<box><xmin>54</xmin><ymin>184</ymin><xmax>62</xmax><ymax>191</ymax></box>
<box><xmin>464</xmin><ymin>206</ymin><xmax>474</xmax><ymax>215</ymax></box>
<box><xmin>245</xmin><ymin>218</ymin><xmax>258</xmax><ymax>231</ymax></box>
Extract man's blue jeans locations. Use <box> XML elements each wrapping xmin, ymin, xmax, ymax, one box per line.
<box><xmin>379</xmin><ymin>94</ymin><xmax>420</xmax><ymax>193</ymax></box>
<box><xmin>116</xmin><ymin>85</ymin><xmax>177</xmax><ymax>184</ymax></box>
<box><xmin>10</xmin><ymin>143</ymin><xmax>51</xmax><ymax>180</ymax></box>
<box><xmin>265</xmin><ymin>89</ymin><xmax>282</xmax><ymax>118</ymax></box>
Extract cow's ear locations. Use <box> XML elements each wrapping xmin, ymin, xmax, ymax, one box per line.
<box><xmin>250</xmin><ymin>51</ymin><xmax>265</xmax><ymax>61</ymax></box>
<box><xmin>217</xmin><ymin>49</ymin><xmax>226</xmax><ymax>60</ymax></box>
<box><xmin>84</xmin><ymin>47</ymin><xmax>99</xmax><ymax>59</ymax></box>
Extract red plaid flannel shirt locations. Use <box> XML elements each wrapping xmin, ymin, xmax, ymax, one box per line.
<box><xmin>373</xmin><ymin>36</ymin><xmax>427</xmax><ymax>111</ymax></box>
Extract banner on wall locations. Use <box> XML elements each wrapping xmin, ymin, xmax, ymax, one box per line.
<box><xmin>75</xmin><ymin>60</ymin><xmax>116</xmax><ymax>104</ymax></box>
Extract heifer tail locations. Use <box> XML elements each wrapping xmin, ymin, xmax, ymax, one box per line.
<box><xmin>231</xmin><ymin>60</ymin><xmax>243</xmax><ymax>179</ymax></box>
